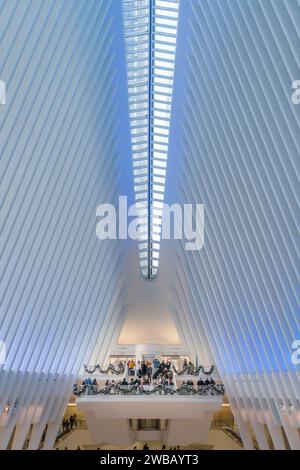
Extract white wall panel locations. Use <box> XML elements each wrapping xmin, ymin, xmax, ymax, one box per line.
<box><xmin>0</xmin><ymin>0</ymin><xmax>128</xmax><ymax>449</ymax></box>
<box><xmin>170</xmin><ymin>0</ymin><xmax>299</xmax><ymax>449</ymax></box>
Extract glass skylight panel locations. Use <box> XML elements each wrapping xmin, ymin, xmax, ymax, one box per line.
<box><xmin>123</xmin><ymin>0</ymin><xmax>179</xmax><ymax>279</ymax></box>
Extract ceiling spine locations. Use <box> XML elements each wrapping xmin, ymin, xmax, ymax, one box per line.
<box><xmin>122</xmin><ymin>0</ymin><xmax>180</xmax><ymax>279</ymax></box>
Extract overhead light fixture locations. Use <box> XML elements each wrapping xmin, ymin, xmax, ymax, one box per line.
<box><xmin>122</xmin><ymin>0</ymin><xmax>180</xmax><ymax>279</ymax></box>
<box><xmin>3</xmin><ymin>403</ymin><xmax>10</xmax><ymax>414</ymax></box>
<box><xmin>3</xmin><ymin>400</ymin><xmax>18</xmax><ymax>416</ymax></box>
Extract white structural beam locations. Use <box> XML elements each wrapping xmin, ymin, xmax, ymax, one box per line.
<box><xmin>267</xmin><ymin>422</ymin><xmax>286</xmax><ymax>450</ymax></box>
<box><xmin>168</xmin><ymin>0</ymin><xmax>300</xmax><ymax>451</ymax></box>
<box><xmin>0</xmin><ymin>0</ymin><xmax>129</xmax><ymax>449</ymax></box>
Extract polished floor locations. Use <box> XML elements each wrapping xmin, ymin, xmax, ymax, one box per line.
<box><xmin>54</xmin><ymin>430</ymin><xmax>242</xmax><ymax>451</ymax></box>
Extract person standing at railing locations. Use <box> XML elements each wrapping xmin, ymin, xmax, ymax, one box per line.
<box><xmin>152</xmin><ymin>358</ymin><xmax>160</xmax><ymax>377</ymax></box>
<box><xmin>141</xmin><ymin>360</ymin><xmax>147</xmax><ymax>377</ymax></box>
<box><xmin>146</xmin><ymin>361</ymin><xmax>152</xmax><ymax>382</ymax></box>
<box><xmin>128</xmin><ymin>358</ymin><xmax>135</xmax><ymax>376</ymax></box>
<box><xmin>136</xmin><ymin>361</ymin><xmax>142</xmax><ymax>378</ymax></box>
<box><xmin>169</xmin><ymin>379</ymin><xmax>175</xmax><ymax>388</ymax></box>
<box><xmin>104</xmin><ymin>380</ymin><xmax>111</xmax><ymax>394</ymax></box>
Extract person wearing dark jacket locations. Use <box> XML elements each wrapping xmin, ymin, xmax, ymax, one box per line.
<box><xmin>141</xmin><ymin>361</ymin><xmax>147</xmax><ymax>376</ymax></box>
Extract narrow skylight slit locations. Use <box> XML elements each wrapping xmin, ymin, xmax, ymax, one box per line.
<box><xmin>122</xmin><ymin>0</ymin><xmax>180</xmax><ymax>279</ymax></box>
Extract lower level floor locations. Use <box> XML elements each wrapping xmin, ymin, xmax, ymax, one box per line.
<box><xmin>54</xmin><ymin>429</ymin><xmax>243</xmax><ymax>451</ymax></box>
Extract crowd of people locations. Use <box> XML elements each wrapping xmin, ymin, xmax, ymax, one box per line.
<box><xmin>76</xmin><ymin>381</ymin><xmax>224</xmax><ymax>397</ymax></box>
<box><xmin>57</xmin><ymin>444</ymin><xmax>181</xmax><ymax>451</ymax></box>
<box><xmin>127</xmin><ymin>358</ymin><xmax>174</xmax><ymax>384</ymax></box>
<box><xmin>61</xmin><ymin>414</ymin><xmax>78</xmax><ymax>432</ymax></box>
<box><xmin>81</xmin><ymin>358</ymin><xmax>176</xmax><ymax>388</ymax></box>
<box><xmin>134</xmin><ymin>444</ymin><xmax>181</xmax><ymax>451</ymax></box>
<box><xmin>184</xmin><ymin>378</ymin><xmax>216</xmax><ymax>386</ymax></box>
<box><xmin>81</xmin><ymin>377</ymin><xmax>98</xmax><ymax>386</ymax></box>
<box><xmin>77</xmin><ymin>359</ymin><xmax>216</xmax><ymax>394</ymax></box>
<box><xmin>76</xmin><ymin>358</ymin><xmax>221</xmax><ymax>396</ymax></box>
<box><xmin>81</xmin><ymin>376</ymin><xmax>175</xmax><ymax>391</ymax></box>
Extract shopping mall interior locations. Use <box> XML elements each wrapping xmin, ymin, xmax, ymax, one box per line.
<box><xmin>0</xmin><ymin>0</ymin><xmax>299</xmax><ymax>452</ymax></box>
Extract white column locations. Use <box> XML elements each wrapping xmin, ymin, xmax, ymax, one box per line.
<box><xmin>281</xmin><ymin>416</ymin><xmax>300</xmax><ymax>450</ymax></box>
<box><xmin>233</xmin><ymin>411</ymin><xmax>255</xmax><ymax>450</ymax></box>
<box><xmin>250</xmin><ymin>420</ymin><xmax>269</xmax><ymax>450</ymax></box>
<box><xmin>0</xmin><ymin>427</ymin><xmax>11</xmax><ymax>450</ymax></box>
<box><xmin>11</xmin><ymin>422</ymin><xmax>31</xmax><ymax>450</ymax></box>
<box><xmin>0</xmin><ymin>422</ymin><xmax>16</xmax><ymax>450</ymax></box>
<box><xmin>42</xmin><ymin>417</ymin><xmax>62</xmax><ymax>450</ymax></box>
<box><xmin>27</xmin><ymin>422</ymin><xmax>46</xmax><ymax>450</ymax></box>
<box><xmin>267</xmin><ymin>422</ymin><xmax>286</xmax><ymax>450</ymax></box>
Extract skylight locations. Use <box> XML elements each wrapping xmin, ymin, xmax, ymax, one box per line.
<box><xmin>122</xmin><ymin>0</ymin><xmax>180</xmax><ymax>279</ymax></box>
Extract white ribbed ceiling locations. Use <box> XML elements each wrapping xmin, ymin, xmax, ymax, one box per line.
<box><xmin>0</xmin><ymin>0</ymin><xmax>299</xmax><ymax>450</ymax></box>
<box><xmin>168</xmin><ymin>0</ymin><xmax>299</xmax><ymax>448</ymax></box>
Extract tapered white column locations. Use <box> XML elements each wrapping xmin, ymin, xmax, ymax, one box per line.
<box><xmin>27</xmin><ymin>422</ymin><xmax>46</xmax><ymax>450</ymax></box>
<box><xmin>250</xmin><ymin>420</ymin><xmax>269</xmax><ymax>450</ymax></box>
<box><xmin>267</xmin><ymin>423</ymin><xmax>286</xmax><ymax>450</ymax></box>
<box><xmin>0</xmin><ymin>427</ymin><xmax>11</xmax><ymax>450</ymax></box>
<box><xmin>42</xmin><ymin>417</ymin><xmax>62</xmax><ymax>450</ymax></box>
<box><xmin>12</xmin><ymin>422</ymin><xmax>31</xmax><ymax>450</ymax></box>
<box><xmin>0</xmin><ymin>422</ymin><xmax>15</xmax><ymax>450</ymax></box>
<box><xmin>281</xmin><ymin>416</ymin><xmax>300</xmax><ymax>450</ymax></box>
<box><xmin>233</xmin><ymin>410</ymin><xmax>254</xmax><ymax>450</ymax></box>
